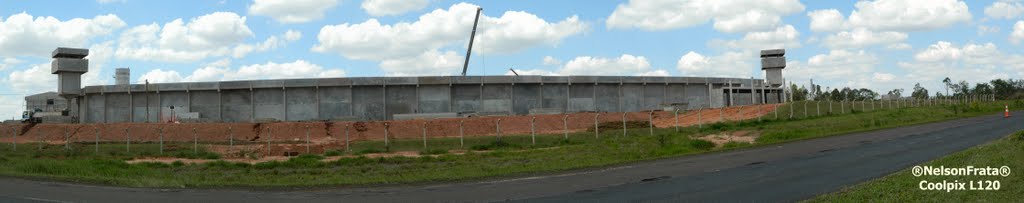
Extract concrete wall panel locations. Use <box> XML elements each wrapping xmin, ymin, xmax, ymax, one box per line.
<box><xmin>417</xmin><ymin>85</ymin><xmax>450</xmax><ymax>113</ymax></box>
<box><xmin>285</xmin><ymin>87</ymin><xmax>317</xmax><ymax>121</ymax></box>
<box><xmin>666</xmin><ymin>84</ymin><xmax>687</xmax><ymax>105</ymax></box>
<box><xmin>221</xmin><ymin>89</ymin><xmax>251</xmax><ymax>122</ymax></box>
<box><xmin>512</xmin><ymin>84</ymin><xmax>541</xmax><ymax>115</ymax></box>
<box><xmin>86</xmin><ymin>94</ymin><xmax>104</xmax><ymax>123</ymax></box>
<box><xmin>352</xmin><ymin>86</ymin><xmax>384</xmax><ymax>120</ymax></box>
<box><xmin>684</xmin><ymin>84</ymin><xmax>709</xmax><ymax>109</ymax></box>
<box><xmin>105</xmin><ymin>93</ymin><xmax>131</xmax><ymax>123</ymax></box>
<box><xmin>594</xmin><ymin>84</ymin><xmax>619</xmax><ymax>112</ymax></box>
<box><xmin>568</xmin><ymin>84</ymin><xmax>595</xmax><ymax>112</ymax></box>
<box><xmin>131</xmin><ymin>93</ymin><xmax>148</xmax><ymax>122</ymax></box>
<box><xmin>481</xmin><ymin>85</ymin><xmax>511</xmax><ymax>113</ymax></box>
<box><xmin>318</xmin><ymin>86</ymin><xmax>352</xmax><ymax>120</ymax></box>
<box><xmin>621</xmin><ymin>84</ymin><xmax>643</xmax><ymax>112</ymax></box>
<box><xmin>643</xmin><ymin>85</ymin><xmax>665</xmax><ymax>110</ymax></box>
<box><xmin>189</xmin><ymin>91</ymin><xmax>220</xmax><ymax>122</ymax></box>
<box><xmin>253</xmin><ymin>88</ymin><xmax>285</xmax><ymax>121</ymax></box>
<box><xmin>452</xmin><ymin>85</ymin><xmax>480</xmax><ymax>113</ymax></box>
<box><xmin>541</xmin><ymin>84</ymin><xmax>567</xmax><ymax>110</ymax></box>
<box><xmin>385</xmin><ymin>85</ymin><xmax>416</xmax><ymax>119</ymax></box>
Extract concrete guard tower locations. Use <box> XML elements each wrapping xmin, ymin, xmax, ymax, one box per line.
<box><xmin>760</xmin><ymin>49</ymin><xmax>785</xmax><ymax>87</ymax></box>
<box><xmin>51</xmin><ymin>47</ymin><xmax>89</xmax><ymax>119</ymax></box>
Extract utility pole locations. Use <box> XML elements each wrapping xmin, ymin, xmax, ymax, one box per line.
<box><xmin>461</xmin><ymin>7</ymin><xmax>483</xmax><ymax>76</ymax></box>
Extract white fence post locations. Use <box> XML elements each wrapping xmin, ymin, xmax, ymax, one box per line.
<box><xmin>305</xmin><ymin>125</ymin><xmax>311</xmax><ymax>154</ymax></box>
<box><xmin>674</xmin><ymin>110</ymin><xmax>680</xmax><ymax>131</ymax></box>
<box><xmin>423</xmin><ymin>121</ymin><xmax>429</xmax><ymax>149</ymax></box>
<box><xmin>563</xmin><ymin>115</ymin><xmax>569</xmax><ymax>140</ymax></box>
<box><xmin>530</xmin><ymin>117</ymin><xmax>536</xmax><ymax>145</ymax></box>
<box><xmin>64</xmin><ymin>127</ymin><xmax>69</xmax><ymax>151</ymax></box>
<box><xmin>649</xmin><ymin>111</ymin><xmax>654</xmax><ymax>136</ymax></box>
<box><xmin>267</xmin><ymin>127</ymin><xmax>272</xmax><ymax>157</ymax></box>
<box><xmin>345</xmin><ymin>126</ymin><xmax>350</xmax><ymax>152</ymax></box>
<box><xmin>698</xmin><ymin>108</ymin><xmax>703</xmax><ymax>128</ymax></box>
<box><xmin>125</xmin><ymin>128</ymin><xmax>129</xmax><ymax>153</ymax></box>
<box><xmin>622</xmin><ymin>113</ymin><xmax>628</xmax><ymax>137</ymax></box>
<box><xmin>459</xmin><ymin>120</ymin><xmax>464</xmax><ymax>148</ymax></box>
<box><xmin>158</xmin><ymin>128</ymin><xmax>164</xmax><ymax>155</ymax></box>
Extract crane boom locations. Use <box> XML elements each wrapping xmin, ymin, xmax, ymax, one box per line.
<box><xmin>461</xmin><ymin>7</ymin><xmax>482</xmax><ymax>76</ymax></box>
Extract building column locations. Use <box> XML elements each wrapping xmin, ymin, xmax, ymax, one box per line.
<box><xmin>128</xmin><ymin>89</ymin><xmax>133</xmax><ymax>122</ymax></box>
<box><xmin>315</xmin><ymin>86</ymin><xmax>320</xmax><ymax>119</ymax></box>
<box><xmin>217</xmin><ymin>88</ymin><xmax>223</xmax><ymax>122</ymax></box>
<box><xmin>282</xmin><ymin>87</ymin><xmax>287</xmax><ymax>121</ymax></box>
<box><xmin>249</xmin><ymin>84</ymin><xmax>254</xmax><ymax>122</ymax></box>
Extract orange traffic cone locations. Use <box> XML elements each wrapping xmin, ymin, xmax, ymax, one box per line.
<box><xmin>1005</xmin><ymin>104</ymin><xmax>1011</xmax><ymax>118</ymax></box>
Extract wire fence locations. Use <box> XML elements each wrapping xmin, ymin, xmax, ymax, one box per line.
<box><xmin>0</xmin><ymin>94</ymin><xmax>1000</xmax><ymax>158</ymax></box>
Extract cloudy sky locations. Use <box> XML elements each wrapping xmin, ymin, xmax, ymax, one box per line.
<box><xmin>0</xmin><ymin>0</ymin><xmax>1022</xmax><ymax>119</ymax></box>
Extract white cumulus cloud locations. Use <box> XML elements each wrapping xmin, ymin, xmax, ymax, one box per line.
<box><xmin>313</xmin><ymin>3</ymin><xmax>587</xmax><ymax>76</ymax></box>
<box><xmin>606</xmin><ymin>0</ymin><xmax>804</xmax><ymax>33</ymax></box>
<box><xmin>821</xmin><ymin>28</ymin><xmax>908</xmax><ymax>49</ymax></box>
<box><xmin>513</xmin><ymin>54</ymin><xmax>669</xmax><ymax>76</ymax></box>
<box><xmin>1012</xmin><ymin>21</ymin><xmax>1024</xmax><ymax>44</ymax></box>
<box><xmin>847</xmin><ymin>0</ymin><xmax>971</xmax><ymax>32</ymax></box>
<box><xmin>807</xmin><ymin>9</ymin><xmax>846</xmax><ymax>32</ymax></box>
<box><xmin>362</xmin><ymin>0</ymin><xmax>430</xmax><ymax>16</ymax></box>
<box><xmin>136</xmin><ymin>60</ymin><xmax>346</xmax><ymax>83</ymax></box>
<box><xmin>0</xmin><ymin>12</ymin><xmax>125</xmax><ymax>57</ymax></box>
<box><xmin>985</xmin><ymin>0</ymin><xmax>1024</xmax><ymax>19</ymax></box>
<box><xmin>710</xmin><ymin>25</ymin><xmax>801</xmax><ymax>50</ymax></box>
<box><xmin>676</xmin><ymin>51</ymin><xmax>754</xmax><ymax>78</ymax></box>
<box><xmin>116</xmin><ymin>12</ymin><xmax>296</xmax><ymax>62</ymax></box>
<box><xmin>248</xmin><ymin>0</ymin><xmax>339</xmax><ymax>24</ymax></box>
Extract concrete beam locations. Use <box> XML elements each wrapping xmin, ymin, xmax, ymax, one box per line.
<box><xmin>157</xmin><ymin>83</ymin><xmax>188</xmax><ymax>91</ymax></box>
<box><xmin>251</xmin><ymin>80</ymin><xmax>284</xmax><ymax>88</ymax></box>
<box><xmin>284</xmin><ymin>79</ymin><xmax>318</xmax><ymax>87</ymax></box>
<box><xmin>760</xmin><ymin>49</ymin><xmax>785</xmax><ymax>57</ymax></box>
<box><xmin>317</xmin><ymin>78</ymin><xmax>352</xmax><ymax>86</ymax></box>
<box><xmin>52</xmin><ymin>47</ymin><xmax>89</xmax><ymax>59</ymax></box>
<box><xmin>51</xmin><ymin>58</ymin><xmax>89</xmax><ymax>73</ymax></box>
<box><xmin>513</xmin><ymin>76</ymin><xmax>542</xmax><ymax>83</ymax></box>
<box><xmin>189</xmin><ymin>82</ymin><xmax>219</xmax><ymax>91</ymax></box>
<box><xmin>761</xmin><ymin>57</ymin><xmax>786</xmax><ymax>69</ymax></box>
<box><xmin>482</xmin><ymin>76</ymin><xmax>513</xmax><ymax>84</ymax></box>
<box><xmin>219</xmin><ymin>81</ymin><xmax>251</xmax><ymax>90</ymax></box>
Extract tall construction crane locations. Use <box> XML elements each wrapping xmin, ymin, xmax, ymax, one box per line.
<box><xmin>461</xmin><ymin>7</ymin><xmax>482</xmax><ymax>76</ymax></box>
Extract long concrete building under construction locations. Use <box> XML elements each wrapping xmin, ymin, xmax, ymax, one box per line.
<box><xmin>41</xmin><ymin>48</ymin><xmax>791</xmax><ymax>123</ymax></box>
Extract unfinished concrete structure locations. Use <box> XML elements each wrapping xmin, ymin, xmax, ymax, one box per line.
<box><xmin>34</xmin><ymin>48</ymin><xmax>790</xmax><ymax>123</ymax></box>
<box><xmin>73</xmin><ymin>75</ymin><xmax>787</xmax><ymax>123</ymax></box>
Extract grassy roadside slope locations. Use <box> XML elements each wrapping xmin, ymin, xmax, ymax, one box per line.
<box><xmin>0</xmin><ymin>101</ymin><xmax>1014</xmax><ymax>188</ymax></box>
<box><xmin>809</xmin><ymin>130</ymin><xmax>1024</xmax><ymax>202</ymax></box>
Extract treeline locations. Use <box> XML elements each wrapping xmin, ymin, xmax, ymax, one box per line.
<box><xmin>786</xmin><ymin>78</ymin><xmax>1024</xmax><ymax>101</ymax></box>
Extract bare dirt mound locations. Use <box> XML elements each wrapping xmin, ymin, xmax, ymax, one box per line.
<box><xmin>693</xmin><ymin>130</ymin><xmax>761</xmax><ymax>146</ymax></box>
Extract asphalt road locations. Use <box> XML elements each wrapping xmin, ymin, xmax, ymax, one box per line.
<box><xmin>0</xmin><ymin>112</ymin><xmax>1020</xmax><ymax>203</ymax></box>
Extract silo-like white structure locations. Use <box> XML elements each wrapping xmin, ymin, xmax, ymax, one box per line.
<box><xmin>115</xmin><ymin>68</ymin><xmax>130</xmax><ymax>85</ymax></box>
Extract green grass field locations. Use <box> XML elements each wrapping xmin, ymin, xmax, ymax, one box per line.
<box><xmin>0</xmin><ymin>100</ymin><xmax>1014</xmax><ymax>188</ymax></box>
<box><xmin>809</xmin><ymin>130</ymin><xmax>1024</xmax><ymax>202</ymax></box>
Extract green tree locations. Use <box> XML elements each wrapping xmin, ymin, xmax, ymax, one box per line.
<box><xmin>857</xmin><ymin>88</ymin><xmax>878</xmax><ymax>100</ymax></box>
<box><xmin>911</xmin><ymin>83</ymin><xmax>929</xmax><ymax>99</ymax></box>
<box><xmin>887</xmin><ymin>88</ymin><xmax>904</xmax><ymax>98</ymax></box>
<box><xmin>942</xmin><ymin>77</ymin><xmax>952</xmax><ymax>97</ymax></box>
<box><xmin>953</xmin><ymin>80</ymin><xmax>970</xmax><ymax>96</ymax></box>
<box><xmin>972</xmin><ymin>83</ymin><xmax>993</xmax><ymax>95</ymax></box>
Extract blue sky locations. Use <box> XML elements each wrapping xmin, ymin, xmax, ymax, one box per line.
<box><xmin>1</xmin><ymin>0</ymin><xmax>1023</xmax><ymax>119</ymax></box>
